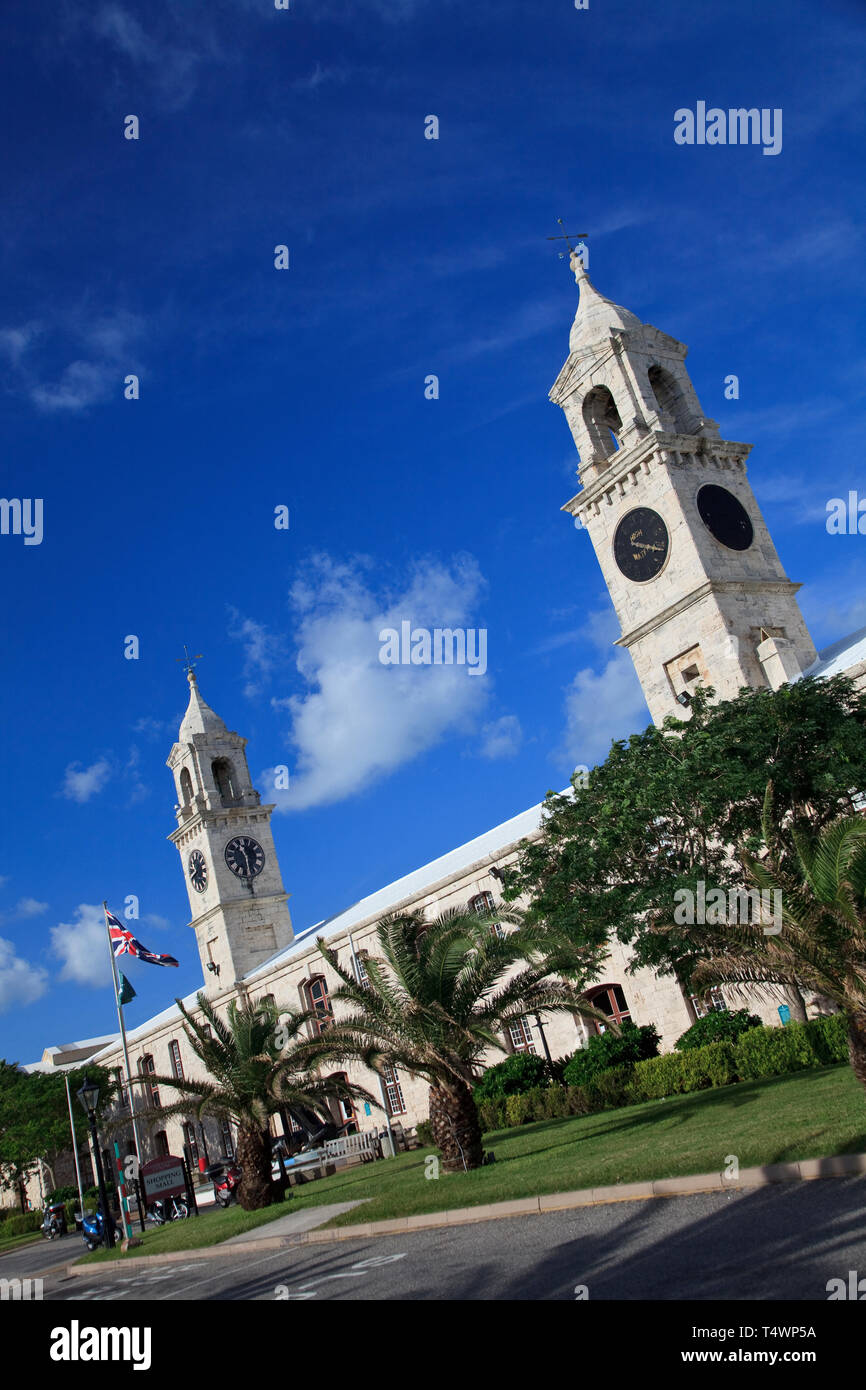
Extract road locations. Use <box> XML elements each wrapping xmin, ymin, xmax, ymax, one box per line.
<box><xmin>31</xmin><ymin>1176</ymin><xmax>866</xmax><ymax>1301</ymax></box>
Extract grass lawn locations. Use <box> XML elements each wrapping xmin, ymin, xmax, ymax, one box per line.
<box><xmin>0</xmin><ymin>1231</ymin><xmax>44</xmax><ymax>1256</ymax></box>
<box><xmin>80</xmin><ymin>1063</ymin><xmax>865</xmax><ymax>1261</ymax></box>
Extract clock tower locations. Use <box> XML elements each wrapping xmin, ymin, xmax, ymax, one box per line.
<box><xmin>166</xmin><ymin>671</ymin><xmax>293</xmax><ymax>993</ymax></box>
<box><xmin>551</xmin><ymin>251</ymin><xmax>817</xmax><ymax>722</ymax></box>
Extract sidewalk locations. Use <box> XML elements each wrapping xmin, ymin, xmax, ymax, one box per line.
<box><xmin>66</xmin><ymin>1149</ymin><xmax>866</xmax><ymax>1274</ymax></box>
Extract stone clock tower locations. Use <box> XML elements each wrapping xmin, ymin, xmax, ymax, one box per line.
<box><xmin>166</xmin><ymin>671</ymin><xmax>293</xmax><ymax>993</ymax></box>
<box><xmin>551</xmin><ymin>251</ymin><xmax>817</xmax><ymax>722</ymax></box>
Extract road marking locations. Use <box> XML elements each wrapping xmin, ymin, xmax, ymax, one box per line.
<box><xmin>275</xmin><ymin>1252</ymin><xmax>408</xmax><ymax>1300</ymax></box>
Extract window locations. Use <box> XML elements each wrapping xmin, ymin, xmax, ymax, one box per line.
<box><xmin>585</xmin><ymin>983</ymin><xmax>631</xmax><ymax>1035</ymax></box>
<box><xmin>212</xmin><ymin>758</ymin><xmax>239</xmax><ymax>805</ymax></box>
<box><xmin>507</xmin><ymin>1017</ymin><xmax>537</xmax><ymax>1054</ymax></box>
<box><xmin>168</xmin><ymin>1040</ymin><xmax>184</xmax><ymax>1081</ymax></box>
<box><xmin>331</xmin><ymin>1073</ymin><xmax>358</xmax><ymax>1135</ymax></box>
<box><xmin>114</xmin><ymin>1068</ymin><xmax>129</xmax><ymax>1109</ymax></box>
<box><xmin>382</xmin><ymin>1065</ymin><xmax>406</xmax><ymax>1116</ymax></box>
<box><xmin>354</xmin><ymin>950</ymin><xmax>369</xmax><ymax>986</ymax></box>
<box><xmin>305</xmin><ymin>976</ymin><xmax>334</xmax><ymax>1035</ymax></box>
<box><xmin>182</xmin><ymin>1122</ymin><xmax>200</xmax><ymax>1167</ymax></box>
<box><xmin>220</xmin><ymin>1119</ymin><xmax>235</xmax><ymax>1159</ymax></box>
<box><xmin>469</xmin><ymin>890</ymin><xmax>504</xmax><ymax>937</ymax></box>
<box><xmin>648</xmin><ymin>364</ymin><xmax>691</xmax><ymax>434</ymax></box>
<box><xmin>179</xmin><ymin>767</ymin><xmax>194</xmax><ymax>806</ymax></box>
<box><xmin>154</xmin><ymin>1130</ymin><xmax>170</xmax><ymax>1157</ymax></box>
<box><xmin>690</xmin><ymin>988</ymin><xmax>727</xmax><ymax>1019</ymax></box>
<box><xmin>582</xmin><ymin>385</ymin><xmax>623</xmax><ymax>459</ymax></box>
<box><xmin>139</xmin><ymin>1054</ymin><xmax>160</xmax><ymax>1108</ymax></box>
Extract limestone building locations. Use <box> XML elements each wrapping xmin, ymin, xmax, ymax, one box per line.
<box><xmin>18</xmin><ymin>258</ymin><xmax>866</xmax><ymax>1187</ymax></box>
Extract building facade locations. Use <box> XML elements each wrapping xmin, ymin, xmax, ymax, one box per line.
<box><xmin>16</xmin><ymin>258</ymin><xmax>866</xmax><ymax>1194</ymax></box>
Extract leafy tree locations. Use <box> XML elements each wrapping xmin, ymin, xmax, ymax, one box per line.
<box><xmin>0</xmin><ymin>1062</ymin><xmax>116</xmax><ymax>1208</ymax></box>
<box><xmin>137</xmin><ymin>994</ymin><xmax>370</xmax><ymax>1210</ymax></box>
<box><xmin>305</xmin><ymin>906</ymin><xmax>606</xmax><ymax>1172</ymax></box>
<box><xmin>674</xmin><ymin>1008</ymin><xmax>761</xmax><ymax>1051</ymax></box>
<box><xmin>685</xmin><ymin>788</ymin><xmax>866</xmax><ymax>1093</ymax></box>
<box><xmin>505</xmin><ymin>677</ymin><xmax>866</xmax><ymax>997</ymax></box>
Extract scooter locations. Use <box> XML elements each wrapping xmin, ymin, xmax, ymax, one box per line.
<box><xmin>81</xmin><ymin>1207</ymin><xmax>114</xmax><ymax>1252</ymax></box>
<box><xmin>146</xmin><ymin>1193</ymin><xmax>189</xmax><ymax>1224</ymax></box>
<box><xmin>206</xmin><ymin>1162</ymin><xmax>242</xmax><ymax>1208</ymax></box>
<box><xmin>41</xmin><ymin>1203</ymin><xmax>67</xmax><ymax>1240</ymax></box>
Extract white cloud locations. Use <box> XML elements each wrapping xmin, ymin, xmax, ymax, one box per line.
<box><xmin>228</xmin><ymin>609</ymin><xmax>288</xmax><ymax>698</ymax></box>
<box><xmin>268</xmin><ymin>553</ymin><xmax>490</xmax><ymax>810</ymax></box>
<box><xmin>50</xmin><ymin>904</ymin><xmax>113</xmax><ymax>988</ymax></box>
<box><xmin>560</xmin><ymin>653</ymin><xmax>650</xmax><ymax>767</ymax></box>
<box><xmin>1</xmin><ymin>308</ymin><xmax>147</xmax><ymax>415</ymax></box>
<box><xmin>14</xmin><ymin>898</ymin><xmax>49</xmax><ymax>919</ymax></box>
<box><xmin>479</xmin><ymin>715</ymin><xmax>523</xmax><ymax>760</ymax></box>
<box><xmin>61</xmin><ymin>758</ymin><xmax>113</xmax><ymax>803</ymax></box>
<box><xmin>0</xmin><ymin>938</ymin><xmax>49</xmax><ymax>1013</ymax></box>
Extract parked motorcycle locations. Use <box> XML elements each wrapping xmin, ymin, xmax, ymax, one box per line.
<box><xmin>81</xmin><ymin>1207</ymin><xmax>113</xmax><ymax>1252</ymax></box>
<box><xmin>146</xmin><ymin>1194</ymin><xmax>189</xmax><ymax>1224</ymax></box>
<box><xmin>205</xmin><ymin>1162</ymin><xmax>242</xmax><ymax>1208</ymax></box>
<box><xmin>41</xmin><ymin>1203</ymin><xmax>67</xmax><ymax>1240</ymax></box>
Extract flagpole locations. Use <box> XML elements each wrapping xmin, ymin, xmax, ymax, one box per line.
<box><xmin>64</xmin><ymin>1072</ymin><xmax>86</xmax><ymax>1219</ymax></box>
<box><xmin>103</xmin><ymin>902</ymin><xmax>144</xmax><ymax>1168</ymax></box>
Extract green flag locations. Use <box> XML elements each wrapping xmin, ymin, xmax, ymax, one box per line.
<box><xmin>117</xmin><ymin>973</ymin><xmax>136</xmax><ymax>1007</ymax></box>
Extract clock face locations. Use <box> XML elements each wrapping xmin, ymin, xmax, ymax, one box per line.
<box><xmin>224</xmin><ymin>835</ymin><xmax>265</xmax><ymax>880</ymax></box>
<box><xmin>188</xmin><ymin>849</ymin><xmax>208</xmax><ymax>893</ymax></box>
<box><xmin>613</xmin><ymin>507</ymin><xmax>670</xmax><ymax>582</ymax></box>
<box><xmin>697</xmin><ymin>484</ymin><xmax>754</xmax><ymax>551</ymax></box>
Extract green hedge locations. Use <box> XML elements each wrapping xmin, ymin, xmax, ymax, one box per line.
<box><xmin>562</xmin><ymin>1021</ymin><xmax>660</xmax><ymax>1087</ymax></box>
<box><xmin>675</xmin><ymin>1009</ymin><xmax>762</xmax><ymax>1051</ymax></box>
<box><xmin>0</xmin><ymin>1211</ymin><xmax>44</xmax><ymax>1236</ymax></box>
<box><xmin>474</xmin><ymin>1052</ymin><xmax>549</xmax><ymax>1101</ymax></box>
<box><xmin>477</xmin><ymin>1014</ymin><xmax>850</xmax><ymax>1133</ymax></box>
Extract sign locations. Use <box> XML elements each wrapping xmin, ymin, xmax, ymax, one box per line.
<box><xmin>363</xmin><ymin>1103</ymin><xmax>372</xmax><ymax>1116</ymax></box>
<box><xmin>140</xmin><ymin>1156</ymin><xmax>187</xmax><ymax>1202</ymax></box>
<box><xmin>778</xmin><ymin>1004</ymin><xmax>791</xmax><ymax>1025</ymax></box>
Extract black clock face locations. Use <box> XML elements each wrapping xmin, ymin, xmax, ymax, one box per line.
<box><xmin>613</xmin><ymin>507</ymin><xmax>670</xmax><ymax>582</ymax></box>
<box><xmin>224</xmin><ymin>835</ymin><xmax>265</xmax><ymax>880</ymax></box>
<box><xmin>188</xmin><ymin>849</ymin><xmax>208</xmax><ymax>893</ymax></box>
<box><xmin>697</xmin><ymin>484</ymin><xmax>754</xmax><ymax>551</ymax></box>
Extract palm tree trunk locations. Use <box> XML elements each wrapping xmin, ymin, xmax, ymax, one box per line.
<box><xmin>428</xmin><ymin>1082</ymin><xmax>484</xmax><ymax>1173</ymax></box>
<box><xmin>235</xmin><ymin>1124</ymin><xmax>275</xmax><ymax>1210</ymax></box>
<box><xmin>847</xmin><ymin>1009</ymin><xmax>866</xmax><ymax>1094</ymax></box>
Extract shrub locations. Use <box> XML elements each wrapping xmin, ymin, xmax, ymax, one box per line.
<box><xmin>541</xmin><ymin>1086</ymin><xmax>571</xmax><ymax>1120</ymax></box>
<box><xmin>804</xmin><ymin>1012</ymin><xmax>848</xmax><ymax>1064</ymax></box>
<box><xmin>675</xmin><ymin>1009</ymin><xmax>762</xmax><ymax>1052</ymax></box>
<box><xmin>504</xmin><ymin>1093</ymin><xmax>533</xmax><ymax>1126</ymax></box>
<box><xmin>414</xmin><ymin>1119</ymin><xmax>433</xmax><ymax>1147</ymax></box>
<box><xmin>585</xmin><ymin>1064</ymin><xmax>635</xmax><ymax>1110</ymax></box>
<box><xmin>47</xmin><ymin>1185</ymin><xmax>79</xmax><ymax>1204</ymax></box>
<box><xmin>563</xmin><ymin>1021</ymin><xmax>661</xmax><ymax>1087</ymax></box>
<box><xmin>478</xmin><ymin>1098</ymin><xmax>507</xmax><ymax>1133</ymax></box>
<box><xmin>0</xmin><ymin>1211</ymin><xmax>43</xmax><ymax>1236</ymax></box>
<box><xmin>630</xmin><ymin>1041</ymin><xmax>738</xmax><ymax>1100</ymax></box>
<box><xmin>474</xmin><ymin>1052</ymin><xmax>549</xmax><ymax>1101</ymax></box>
<box><xmin>734</xmin><ymin>1022</ymin><xmax>822</xmax><ymax>1079</ymax></box>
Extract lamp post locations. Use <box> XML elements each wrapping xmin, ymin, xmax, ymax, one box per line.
<box><xmin>532</xmin><ymin>1013</ymin><xmax>553</xmax><ymax>1065</ymax></box>
<box><xmin>77</xmin><ymin>1076</ymin><xmax>116</xmax><ymax>1249</ymax></box>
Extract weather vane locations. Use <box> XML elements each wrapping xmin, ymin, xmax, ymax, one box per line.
<box><xmin>547</xmin><ymin>218</ymin><xmax>589</xmax><ymax>259</ymax></box>
<box><xmin>176</xmin><ymin>645</ymin><xmax>203</xmax><ymax>677</ymax></box>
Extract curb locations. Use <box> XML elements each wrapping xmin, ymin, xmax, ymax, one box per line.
<box><xmin>64</xmin><ymin>1149</ymin><xmax>866</xmax><ymax>1276</ymax></box>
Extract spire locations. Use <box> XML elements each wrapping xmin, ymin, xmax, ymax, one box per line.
<box><xmin>178</xmin><ymin>670</ymin><xmax>229</xmax><ymax>741</ymax></box>
<box><xmin>568</xmin><ymin>248</ymin><xmax>642</xmax><ymax>353</ymax></box>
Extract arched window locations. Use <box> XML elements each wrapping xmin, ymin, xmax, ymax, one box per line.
<box><xmin>154</xmin><ymin>1130</ymin><xmax>170</xmax><ymax>1157</ymax></box>
<box><xmin>582</xmin><ymin>385</ymin><xmax>623</xmax><ymax>459</ymax></box>
<box><xmin>179</xmin><ymin>768</ymin><xmax>194</xmax><ymax>806</ymax></box>
<box><xmin>139</xmin><ymin>1054</ymin><xmax>160</xmax><ymax>1108</ymax></box>
<box><xmin>304</xmin><ymin>976</ymin><xmax>334</xmax><ymax>1035</ymax></box>
<box><xmin>212</xmin><ymin>758</ymin><xmax>239</xmax><ymax>806</ymax></box>
<box><xmin>648</xmin><ymin>364</ymin><xmax>691</xmax><ymax>434</ymax></box>
<box><xmin>584</xmin><ymin>983</ymin><xmax>631</xmax><ymax>1035</ymax></box>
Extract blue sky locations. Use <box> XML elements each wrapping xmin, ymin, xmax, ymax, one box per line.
<box><xmin>1</xmin><ymin>0</ymin><xmax>864</xmax><ymax>1061</ymax></box>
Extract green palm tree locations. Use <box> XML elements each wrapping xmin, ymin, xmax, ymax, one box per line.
<box><xmin>137</xmin><ymin>993</ymin><xmax>371</xmax><ymax>1210</ymax></box>
<box><xmin>305</xmin><ymin>906</ymin><xmax>605</xmax><ymax>1172</ymax></box>
<box><xmin>688</xmin><ymin>786</ymin><xmax>866</xmax><ymax>1092</ymax></box>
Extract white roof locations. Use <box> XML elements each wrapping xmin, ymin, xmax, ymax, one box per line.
<box><xmin>802</xmin><ymin>625</ymin><xmax>866</xmax><ymax>681</ymax></box>
<box><xmin>244</xmin><ymin>798</ymin><xmax>549</xmax><ymax>981</ymax></box>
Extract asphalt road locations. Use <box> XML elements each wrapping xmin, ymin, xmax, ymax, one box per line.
<box><xmin>32</xmin><ymin>1177</ymin><xmax>866</xmax><ymax>1301</ymax></box>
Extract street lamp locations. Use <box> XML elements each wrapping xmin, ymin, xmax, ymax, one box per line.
<box><xmin>532</xmin><ymin>1013</ymin><xmax>553</xmax><ymax>1065</ymax></box>
<box><xmin>76</xmin><ymin>1075</ymin><xmax>116</xmax><ymax>1249</ymax></box>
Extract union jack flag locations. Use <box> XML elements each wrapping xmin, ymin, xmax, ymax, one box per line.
<box><xmin>105</xmin><ymin>908</ymin><xmax>179</xmax><ymax>968</ymax></box>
